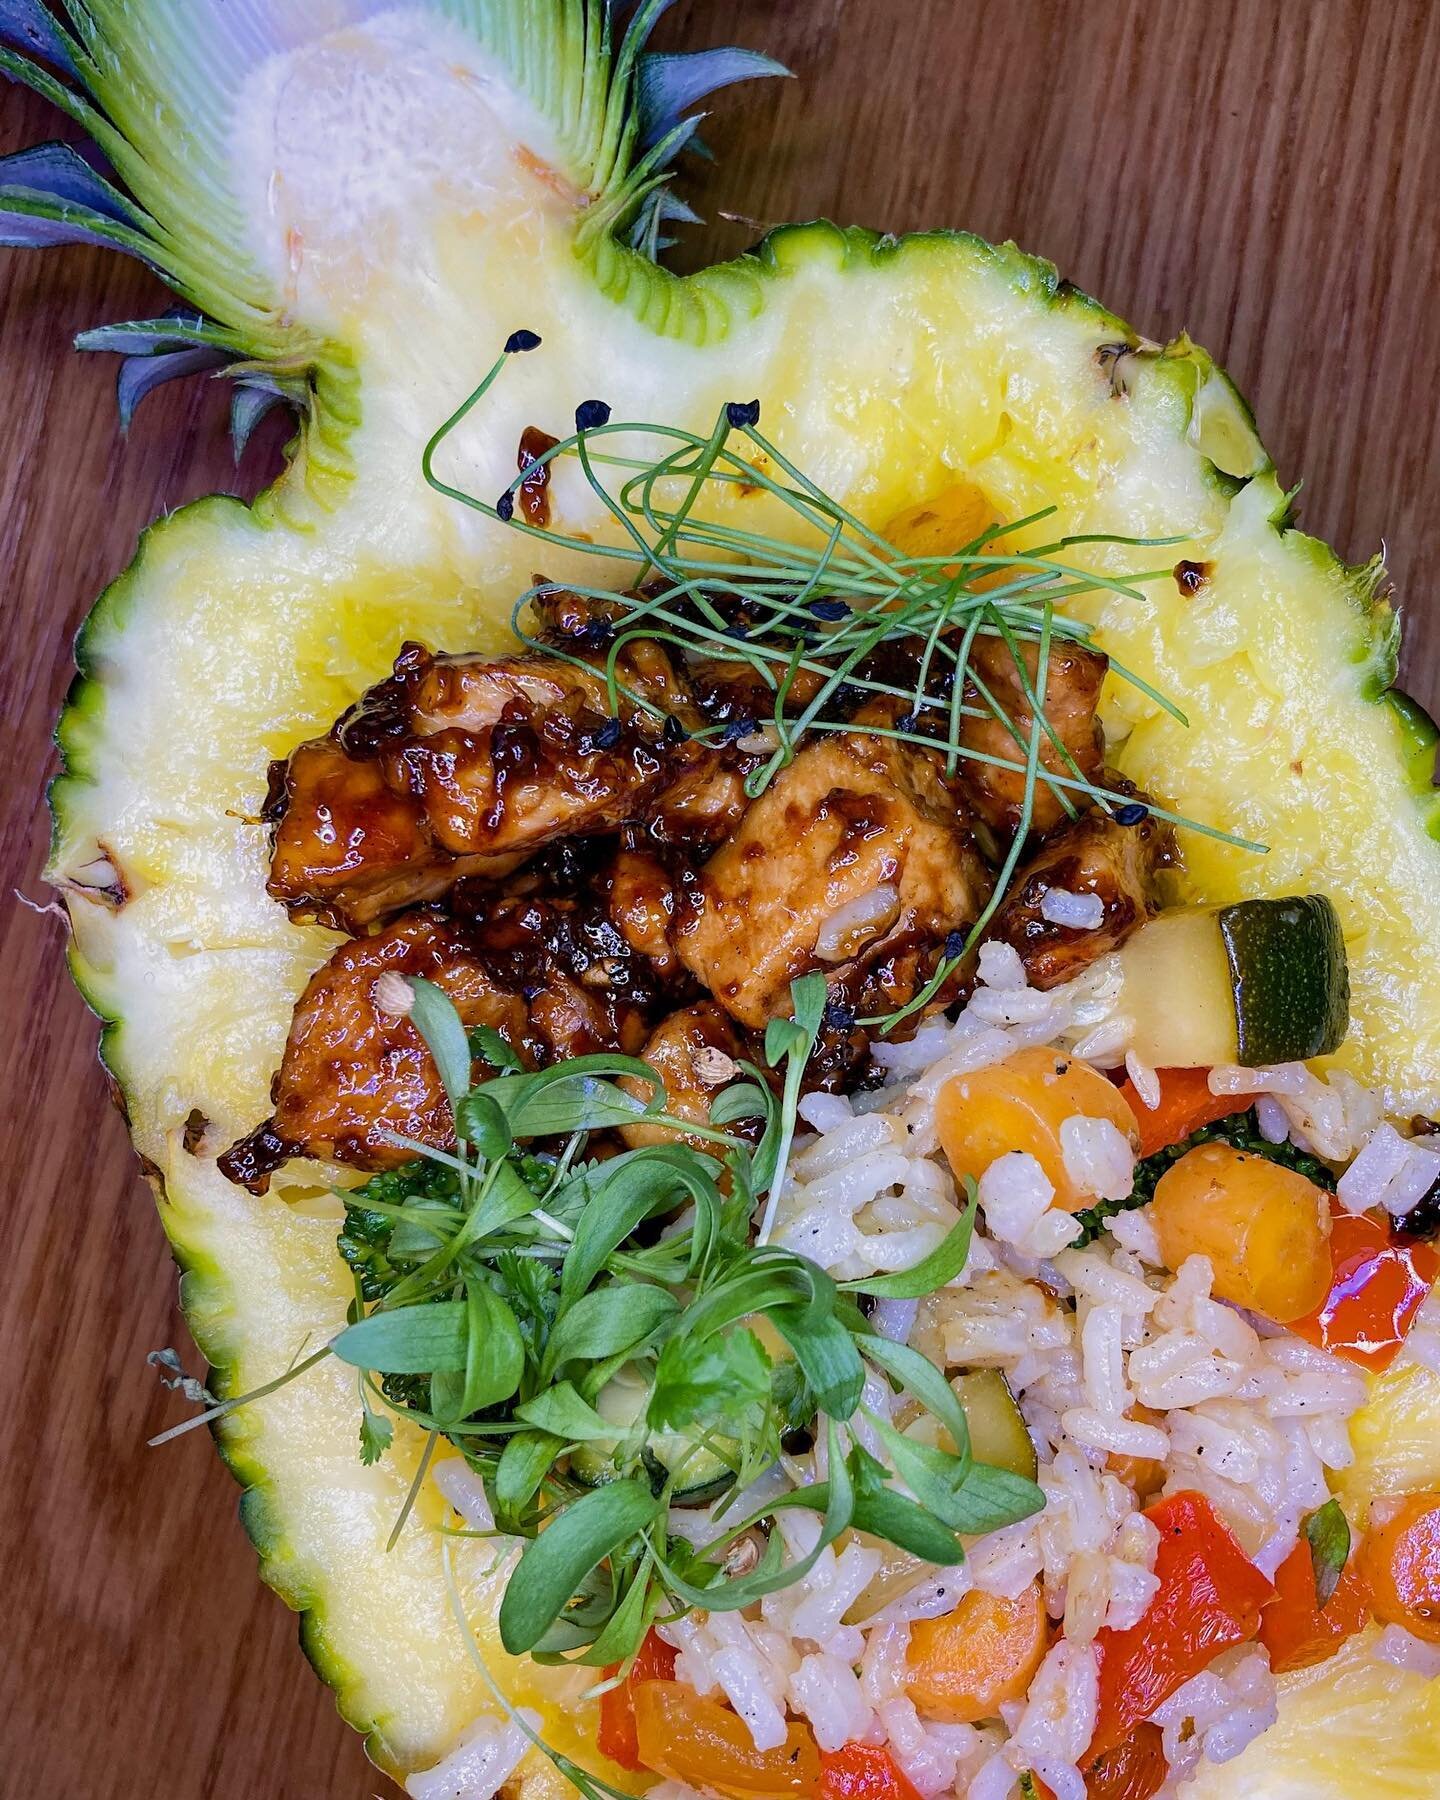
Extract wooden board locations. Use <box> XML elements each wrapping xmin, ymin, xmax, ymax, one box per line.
<box><xmin>2</xmin><ymin>3</ymin><xmax>1437</xmax><ymax>1793</ymax></box>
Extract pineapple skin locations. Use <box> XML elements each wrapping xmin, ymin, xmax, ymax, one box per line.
<box><xmin>9</xmin><ymin>1</ymin><xmax>1440</xmax><ymax>1789</ymax></box>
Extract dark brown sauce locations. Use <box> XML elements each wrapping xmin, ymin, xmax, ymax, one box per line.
<box><xmin>518</xmin><ymin>426</ymin><xmax>560</xmax><ymax>528</ymax></box>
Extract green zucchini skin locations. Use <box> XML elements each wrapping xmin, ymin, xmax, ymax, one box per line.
<box><xmin>1219</xmin><ymin>895</ymin><xmax>1350</xmax><ymax>1065</ymax></box>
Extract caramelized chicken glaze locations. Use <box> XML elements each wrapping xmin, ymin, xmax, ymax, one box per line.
<box><xmin>223</xmin><ymin>597</ymin><xmax>1164</xmax><ymax>1190</ymax></box>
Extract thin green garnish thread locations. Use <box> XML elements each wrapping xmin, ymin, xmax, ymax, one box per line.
<box><xmin>421</xmin><ymin>341</ymin><xmax>1263</xmax><ymax>1029</ymax></box>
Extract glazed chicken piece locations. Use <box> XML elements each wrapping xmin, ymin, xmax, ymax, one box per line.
<box><xmin>604</xmin><ymin>843</ymin><xmax>688</xmax><ymax>982</ymax></box>
<box><xmin>218</xmin><ymin>911</ymin><xmax>534</xmax><ymax>1193</ymax></box>
<box><xmin>675</xmin><ymin>709</ymin><xmax>992</xmax><ymax>1029</ymax></box>
<box><xmin>957</xmin><ymin>635</ymin><xmax>1108</xmax><ymax>836</ymax></box>
<box><xmin>619</xmin><ymin>1000</ymin><xmax>748</xmax><ymax>1151</ymax></box>
<box><xmin>223</xmin><ymin>845</ymin><xmax>697</xmax><ymax>1192</ymax></box>
<box><xmin>986</xmin><ymin>788</ymin><xmax>1175</xmax><ymax>989</ymax></box>
<box><xmin>266</xmin><ymin>636</ymin><xmax>750</xmax><ymax>931</ymax></box>
<box><xmin>264</xmin><ymin>737</ymin><xmax>519</xmax><ymax>933</ymax></box>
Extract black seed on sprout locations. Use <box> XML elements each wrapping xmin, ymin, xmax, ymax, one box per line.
<box><xmin>577</xmin><ymin>618</ymin><xmax>614</xmax><ymax>648</ymax></box>
<box><xmin>807</xmin><ymin>598</ymin><xmax>851</xmax><ymax>621</ymax></box>
<box><xmin>823</xmin><ymin>998</ymin><xmax>857</xmax><ymax>1032</ymax></box>
<box><xmin>495</xmin><ymin>491</ymin><xmax>516</xmax><ymax>521</ymax></box>
<box><xmin>726</xmin><ymin>398</ymin><xmax>761</xmax><ymax>428</ymax></box>
<box><xmin>896</xmin><ymin>709</ymin><xmax>922</xmax><ymax>734</ymax></box>
<box><xmin>504</xmin><ymin>329</ymin><xmax>542</xmax><ymax>354</ymax></box>
<box><xmin>575</xmin><ymin>398</ymin><xmax>612</xmax><ymax>431</ymax></box>
<box><xmin>944</xmin><ymin>930</ymin><xmax>966</xmax><ymax>961</ymax></box>
<box><xmin>723</xmin><ymin>623</ymin><xmax>752</xmax><ymax>641</ymax></box>
<box><xmin>661</xmin><ymin>714</ymin><xmax>689</xmax><ymax>746</ymax></box>
<box><xmin>720</xmin><ymin>716</ymin><xmax>757</xmax><ymax>744</ymax></box>
<box><xmin>593</xmin><ymin>716</ymin><xmax>622</xmax><ymax>750</ymax></box>
<box><xmin>1115</xmin><ymin>801</ymin><xmax>1150</xmax><ymax>826</ymax></box>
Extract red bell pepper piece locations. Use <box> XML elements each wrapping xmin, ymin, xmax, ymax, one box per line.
<box><xmin>1031</xmin><ymin>1721</ymin><xmax>1169</xmax><ymax>1800</ymax></box>
<box><xmin>819</xmin><ymin>1742</ymin><xmax>924</xmax><ymax>1800</ymax></box>
<box><xmin>1118</xmin><ymin>1067</ymin><xmax>1250</xmax><ymax>1159</ymax></box>
<box><xmin>1258</xmin><ymin>1537</ymin><xmax>1370</xmax><ymax>1673</ymax></box>
<box><xmin>1290</xmin><ymin>1207</ymin><xmax>1439</xmax><ymax>1371</ymax></box>
<box><xmin>1089</xmin><ymin>1491</ymin><xmax>1273</xmax><ymax>1760</ymax></box>
<box><xmin>597</xmin><ymin>1627</ymin><xmax>678</xmax><ymax>1771</ymax></box>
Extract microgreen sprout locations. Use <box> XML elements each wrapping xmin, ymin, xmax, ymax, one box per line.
<box><xmin>421</xmin><ymin>343</ymin><xmax>1265</xmax><ymax>1032</ymax></box>
<box><xmin>153</xmin><ymin>969</ymin><xmax>1042</xmax><ymax>1694</ymax></box>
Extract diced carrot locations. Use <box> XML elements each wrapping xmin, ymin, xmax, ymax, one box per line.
<box><xmin>819</xmin><ymin>1742</ymin><xmax>924</xmax><ymax>1800</ymax></box>
<box><xmin>1118</xmin><ymin>1066</ymin><xmax>1250</xmax><ymax>1159</ymax></box>
<box><xmin>1032</xmin><ymin>1721</ymin><xmax>1169</xmax><ymax>1800</ymax></box>
<box><xmin>1359</xmin><ymin>1492</ymin><xmax>1440</xmax><ymax>1645</ymax></box>
<box><xmin>1089</xmin><ymin>1491</ymin><xmax>1273</xmax><ymax>1760</ymax></box>
<box><xmin>905</xmin><ymin>1582</ymin><xmax>1049</xmax><ymax>1723</ymax></box>
<box><xmin>937</xmin><ymin>1048</ymin><xmax>1139</xmax><ymax>1209</ymax></box>
<box><xmin>1290</xmin><ymin>1207</ymin><xmax>1440</xmax><ymax>1371</ymax></box>
<box><xmin>1148</xmin><ymin>1143</ymin><xmax>1333</xmax><ymax>1324</ymax></box>
<box><xmin>597</xmin><ymin>1627</ymin><xmax>677</xmax><ymax>1771</ymax></box>
<box><xmin>633</xmin><ymin>1680</ymin><xmax>820</xmax><ymax>1797</ymax></box>
<box><xmin>1258</xmin><ymin>1537</ymin><xmax>1370</xmax><ymax>1672</ymax></box>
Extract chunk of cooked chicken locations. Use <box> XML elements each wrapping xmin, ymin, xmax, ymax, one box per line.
<box><xmin>223</xmin><ymin>845</ymin><xmax>697</xmax><ymax>1191</ymax></box>
<box><xmin>265</xmin><ymin>637</ymin><xmax>749</xmax><ymax>930</ymax></box>
<box><xmin>217</xmin><ymin>911</ymin><xmax>532</xmax><ymax>1193</ymax></box>
<box><xmin>986</xmin><ymin>788</ymin><xmax>1175</xmax><ymax>989</ymax></box>
<box><xmin>675</xmin><ymin>718</ymin><xmax>991</xmax><ymax>1029</ymax></box>
<box><xmin>265</xmin><ymin>737</ymin><xmax>518</xmax><ymax>933</ymax></box>
<box><xmin>604</xmin><ymin>844</ymin><xmax>686</xmax><ymax>981</ymax></box>
<box><xmin>618</xmin><ymin>1000</ymin><xmax>748</xmax><ymax>1151</ymax></box>
<box><xmin>957</xmin><ymin>635</ymin><xmax>1107</xmax><ymax>835</ymax></box>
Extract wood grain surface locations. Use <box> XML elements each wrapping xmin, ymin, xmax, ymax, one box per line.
<box><xmin>3</xmin><ymin>3</ymin><xmax>1438</xmax><ymax>1794</ymax></box>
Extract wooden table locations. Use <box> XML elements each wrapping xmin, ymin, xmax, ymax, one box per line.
<box><xmin>3</xmin><ymin>3</ymin><xmax>1437</xmax><ymax>1793</ymax></box>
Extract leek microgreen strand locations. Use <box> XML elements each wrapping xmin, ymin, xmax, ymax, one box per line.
<box><xmin>423</xmin><ymin>350</ymin><xmax>1265</xmax><ymax>964</ymax></box>
<box><xmin>421</xmin><ymin>344</ymin><xmax>1264</xmax><ymax>1031</ymax></box>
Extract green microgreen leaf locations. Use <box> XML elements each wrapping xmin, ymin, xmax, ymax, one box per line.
<box><xmin>495</xmin><ymin>1430</ymin><xmax>565</xmax><ymax>1524</ymax></box>
<box><xmin>499</xmin><ymin>1480</ymin><xmax>663</xmax><ymax>1655</ymax></box>
<box><xmin>858</xmin><ymin>1333</ymin><xmax>973</xmax><ymax>1457</ymax></box>
<box><xmin>581</xmin><ymin>1560</ymin><xmax>656</xmax><ymax>1668</ymax></box>
<box><xmin>358</xmin><ymin>1392</ymin><xmax>394</xmax><ymax>1467</ymax></box>
<box><xmin>767</xmin><ymin>1303</ymin><xmax>865</xmax><ymax>1421</ymax></box>
<box><xmin>331</xmin><ymin>1303</ymin><xmax>470</xmax><ymax>1374</ymax></box>
<box><xmin>515</xmin><ymin>1383</ymin><xmax>617</xmax><ymax>1443</ymax></box>
<box><xmin>1304</xmin><ymin>1497</ymin><xmax>1352</xmax><ymax>1610</ymax></box>
<box><xmin>470</xmin><ymin>1023</ymin><xmax>524</xmax><ymax>1074</ymax></box>
<box><xmin>405</xmin><ymin>977</ymin><xmax>473</xmax><ymax>1111</ymax></box>
<box><xmin>541</xmin><ymin>1284</ymin><xmax>680</xmax><ymax>1380</ymax></box>
<box><xmin>648</xmin><ymin>1326</ymin><xmax>772</xmax><ymax>1434</ymax></box>
<box><xmin>841</xmin><ymin>1182</ymin><xmax>978</xmax><ymax>1298</ymax></box>
<box><xmin>486</xmin><ymin>1057</ymin><xmax>660</xmax><ymax>1137</ymax></box>
<box><xmin>849</xmin><ymin>1471</ymin><xmax>964</xmax><ymax>1565</ymax></box>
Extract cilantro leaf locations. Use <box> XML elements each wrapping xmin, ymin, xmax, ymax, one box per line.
<box><xmin>648</xmin><ymin>1326</ymin><xmax>771</xmax><ymax>1434</ymax></box>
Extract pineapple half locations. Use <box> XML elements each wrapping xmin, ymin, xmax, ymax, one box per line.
<box><xmin>7</xmin><ymin>2</ymin><xmax>1440</xmax><ymax>1791</ymax></box>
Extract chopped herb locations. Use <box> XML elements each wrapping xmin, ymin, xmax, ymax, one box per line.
<box><xmin>303</xmin><ymin>975</ymin><xmax>1043</xmax><ymax>1664</ymax></box>
<box><xmin>1304</xmin><ymin>1497</ymin><xmax>1351</xmax><ymax>1609</ymax></box>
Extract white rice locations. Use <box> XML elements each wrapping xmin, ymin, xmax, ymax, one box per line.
<box><xmin>1038</xmin><ymin>887</ymin><xmax>1106</xmax><ymax>930</ymax></box>
<box><xmin>736</xmin><ymin>952</ymin><xmax>1435</xmax><ymax>1786</ymax></box>
<box><xmin>424</xmin><ymin>949</ymin><xmax>1438</xmax><ymax>1794</ymax></box>
<box><xmin>405</xmin><ymin>1711</ymin><xmax>537</xmax><ymax>1800</ymax></box>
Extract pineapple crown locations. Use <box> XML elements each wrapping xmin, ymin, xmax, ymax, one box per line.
<box><xmin>0</xmin><ymin>0</ymin><xmax>785</xmax><ymax>456</ymax></box>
